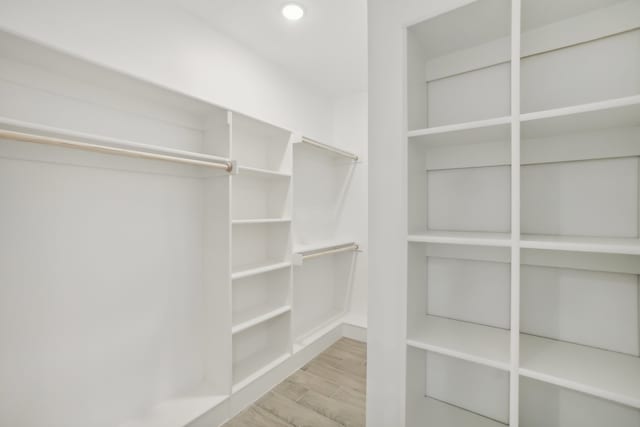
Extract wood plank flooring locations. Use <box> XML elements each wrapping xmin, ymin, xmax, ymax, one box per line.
<box><xmin>223</xmin><ymin>338</ymin><xmax>366</xmax><ymax>427</ymax></box>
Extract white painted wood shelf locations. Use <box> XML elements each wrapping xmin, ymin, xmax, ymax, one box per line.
<box><xmin>232</xmin><ymin>218</ymin><xmax>292</xmax><ymax>225</ymax></box>
<box><xmin>232</xmin><ymin>305</ymin><xmax>292</xmax><ymax>335</ymax></box>
<box><xmin>231</xmin><ymin>260</ymin><xmax>291</xmax><ymax>280</ymax></box>
<box><xmin>414</xmin><ymin>397</ymin><xmax>508</xmax><ymax>427</ymax></box>
<box><xmin>408</xmin><ymin>231</ymin><xmax>512</xmax><ymax>247</ymax></box>
<box><xmin>407</xmin><ymin>316</ymin><xmax>510</xmax><ymax>371</ymax></box>
<box><xmin>231</xmin><ymin>353</ymin><xmax>291</xmax><ymax>393</ymax></box>
<box><xmin>520</xmin><ymin>235</ymin><xmax>640</xmax><ymax>256</ymax></box>
<box><xmin>520</xmin><ymin>334</ymin><xmax>640</xmax><ymax>410</ymax></box>
<box><xmin>236</xmin><ymin>165</ymin><xmax>291</xmax><ymax>179</ymax></box>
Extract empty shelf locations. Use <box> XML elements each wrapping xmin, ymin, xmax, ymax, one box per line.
<box><xmin>120</xmin><ymin>389</ymin><xmax>227</xmax><ymax>427</ymax></box>
<box><xmin>407</xmin><ymin>316</ymin><xmax>510</xmax><ymax>371</ymax></box>
<box><xmin>520</xmin><ymin>334</ymin><xmax>640</xmax><ymax>409</ymax></box>
<box><xmin>520</xmin><ymin>234</ymin><xmax>640</xmax><ymax>255</ymax></box>
<box><xmin>232</xmin><ymin>305</ymin><xmax>292</xmax><ymax>335</ymax></box>
<box><xmin>521</xmin><ymin>95</ymin><xmax>640</xmax><ymax>137</ymax></box>
<box><xmin>408</xmin><ymin>117</ymin><xmax>511</xmax><ymax>146</ymax></box>
<box><xmin>231</xmin><ymin>260</ymin><xmax>291</xmax><ymax>280</ymax></box>
<box><xmin>410</xmin><ymin>397</ymin><xmax>507</xmax><ymax>427</ymax></box>
<box><xmin>408</xmin><ymin>231</ymin><xmax>512</xmax><ymax>248</ymax></box>
<box><xmin>232</xmin><ymin>218</ymin><xmax>292</xmax><ymax>225</ymax></box>
<box><xmin>236</xmin><ymin>165</ymin><xmax>291</xmax><ymax>179</ymax></box>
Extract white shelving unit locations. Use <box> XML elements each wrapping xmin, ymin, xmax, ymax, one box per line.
<box><xmin>0</xmin><ymin>29</ymin><xmax>363</xmax><ymax>427</ymax></box>
<box><xmin>406</xmin><ymin>0</ymin><xmax>640</xmax><ymax>426</ymax></box>
<box><xmin>229</xmin><ymin>112</ymin><xmax>294</xmax><ymax>392</ymax></box>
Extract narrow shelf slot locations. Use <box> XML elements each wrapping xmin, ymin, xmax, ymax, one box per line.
<box><xmin>520</xmin><ymin>334</ymin><xmax>640</xmax><ymax>409</ymax></box>
<box><xmin>232</xmin><ymin>305</ymin><xmax>291</xmax><ymax>335</ymax></box>
<box><xmin>231</xmin><ymin>260</ymin><xmax>291</xmax><ymax>280</ymax></box>
<box><xmin>237</xmin><ymin>165</ymin><xmax>291</xmax><ymax>179</ymax></box>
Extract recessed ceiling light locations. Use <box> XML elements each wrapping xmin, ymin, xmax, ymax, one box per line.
<box><xmin>282</xmin><ymin>3</ymin><xmax>304</xmax><ymax>21</ymax></box>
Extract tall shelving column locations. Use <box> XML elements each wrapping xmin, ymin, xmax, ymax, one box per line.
<box><xmin>228</xmin><ymin>112</ymin><xmax>294</xmax><ymax>393</ymax></box>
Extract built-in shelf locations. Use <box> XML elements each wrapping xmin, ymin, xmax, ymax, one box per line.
<box><xmin>408</xmin><ymin>231</ymin><xmax>512</xmax><ymax>248</ymax></box>
<box><xmin>412</xmin><ymin>396</ymin><xmax>508</xmax><ymax>427</ymax></box>
<box><xmin>232</xmin><ymin>352</ymin><xmax>291</xmax><ymax>393</ymax></box>
<box><xmin>408</xmin><ymin>116</ymin><xmax>511</xmax><ymax>143</ymax></box>
<box><xmin>521</xmin><ymin>95</ymin><xmax>640</xmax><ymax>136</ymax></box>
<box><xmin>120</xmin><ymin>389</ymin><xmax>228</xmax><ymax>427</ymax></box>
<box><xmin>236</xmin><ymin>165</ymin><xmax>291</xmax><ymax>179</ymax></box>
<box><xmin>520</xmin><ymin>235</ymin><xmax>640</xmax><ymax>256</ymax></box>
<box><xmin>520</xmin><ymin>334</ymin><xmax>640</xmax><ymax>409</ymax></box>
<box><xmin>232</xmin><ymin>305</ymin><xmax>292</xmax><ymax>335</ymax></box>
<box><xmin>294</xmin><ymin>136</ymin><xmax>359</xmax><ymax>161</ymax></box>
<box><xmin>232</xmin><ymin>218</ymin><xmax>292</xmax><ymax>225</ymax></box>
<box><xmin>231</xmin><ymin>260</ymin><xmax>291</xmax><ymax>280</ymax></box>
<box><xmin>407</xmin><ymin>315</ymin><xmax>510</xmax><ymax>371</ymax></box>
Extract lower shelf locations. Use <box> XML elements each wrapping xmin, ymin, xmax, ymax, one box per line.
<box><xmin>520</xmin><ymin>334</ymin><xmax>640</xmax><ymax>409</ymax></box>
<box><xmin>407</xmin><ymin>315</ymin><xmax>510</xmax><ymax>371</ymax></box>
<box><xmin>412</xmin><ymin>397</ymin><xmax>508</xmax><ymax>427</ymax></box>
<box><xmin>521</xmin><ymin>234</ymin><xmax>640</xmax><ymax>255</ymax></box>
<box><xmin>120</xmin><ymin>387</ymin><xmax>227</xmax><ymax>427</ymax></box>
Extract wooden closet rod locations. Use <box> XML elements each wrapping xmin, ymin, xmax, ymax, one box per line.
<box><xmin>301</xmin><ymin>137</ymin><xmax>359</xmax><ymax>161</ymax></box>
<box><xmin>0</xmin><ymin>128</ymin><xmax>235</xmax><ymax>172</ymax></box>
<box><xmin>301</xmin><ymin>243</ymin><xmax>360</xmax><ymax>260</ymax></box>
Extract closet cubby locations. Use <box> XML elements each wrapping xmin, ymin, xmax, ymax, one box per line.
<box><xmin>520</xmin><ymin>249</ymin><xmax>640</xmax><ymax>410</ymax></box>
<box><xmin>520</xmin><ymin>0</ymin><xmax>640</xmax><ymax>115</ymax></box>
<box><xmin>407</xmin><ymin>243</ymin><xmax>511</xmax><ymax>370</ymax></box>
<box><xmin>520</xmin><ymin>377</ymin><xmax>640</xmax><ymax>427</ymax></box>
<box><xmin>520</xmin><ymin>94</ymin><xmax>640</xmax><ymax>254</ymax></box>
<box><xmin>407</xmin><ymin>0</ymin><xmax>511</xmax><ymax>131</ymax></box>
<box><xmin>232</xmin><ymin>312</ymin><xmax>292</xmax><ymax>392</ymax></box>
<box><xmin>231</xmin><ymin>222</ymin><xmax>291</xmax><ymax>276</ymax></box>
<box><xmin>232</xmin><ymin>267</ymin><xmax>291</xmax><ymax>334</ymax></box>
<box><xmin>407</xmin><ymin>347</ymin><xmax>510</xmax><ymax>427</ymax></box>
<box><xmin>231</xmin><ymin>112</ymin><xmax>292</xmax><ymax>174</ymax></box>
<box><xmin>407</xmin><ymin>125</ymin><xmax>512</xmax><ymax>246</ymax></box>
<box><xmin>232</xmin><ymin>172</ymin><xmax>291</xmax><ymax>222</ymax></box>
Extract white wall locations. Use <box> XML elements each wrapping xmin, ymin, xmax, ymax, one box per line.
<box><xmin>367</xmin><ymin>1</ymin><xmax>475</xmax><ymax>426</ymax></box>
<box><xmin>0</xmin><ymin>0</ymin><xmax>333</xmax><ymax>142</ymax></box>
<box><xmin>333</xmin><ymin>91</ymin><xmax>369</xmax><ymax>324</ymax></box>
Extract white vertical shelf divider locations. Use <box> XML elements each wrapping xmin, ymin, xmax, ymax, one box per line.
<box><xmin>510</xmin><ymin>0</ymin><xmax>521</xmax><ymax>426</ymax></box>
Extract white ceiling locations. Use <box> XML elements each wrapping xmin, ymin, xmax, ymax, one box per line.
<box><xmin>166</xmin><ymin>0</ymin><xmax>367</xmax><ymax>97</ymax></box>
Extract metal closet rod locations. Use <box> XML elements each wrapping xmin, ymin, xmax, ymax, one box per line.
<box><xmin>301</xmin><ymin>243</ymin><xmax>360</xmax><ymax>260</ymax></box>
<box><xmin>0</xmin><ymin>128</ymin><xmax>235</xmax><ymax>172</ymax></box>
<box><xmin>301</xmin><ymin>136</ymin><xmax>359</xmax><ymax>161</ymax></box>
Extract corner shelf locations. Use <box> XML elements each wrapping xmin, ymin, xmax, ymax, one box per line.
<box><xmin>232</xmin><ymin>305</ymin><xmax>292</xmax><ymax>335</ymax></box>
<box><xmin>520</xmin><ymin>334</ymin><xmax>640</xmax><ymax>409</ymax></box>
<box><xmin>407</xmin><ymin>316</ymin><xmax>510</xmax><ymax>371</ymax></box>
<box><xmin>231</xmin><ymin>260</ymin><xmax>291</xmax><ymax>280</ymax></box>
<box><xmin>412</xmin><ymin>397</ymin><xmax>508</xmax><ymax>427</ymax></box>
<box><xmin>231</xmin><ymin>352</ymin><xmax>291</xmax><ymax>394</ymax></box>
<box><xmin>408</xmin><ymin>231</ymin><xmax>512</xmax><ymax>248</ymax></box>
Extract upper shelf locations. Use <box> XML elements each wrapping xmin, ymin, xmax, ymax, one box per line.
<box><xmin>520</xmin><ymin>333</ymin><xmax>640</xmax><ymax>409</ymax></box>
<box><xmin>408</xmin><ymin>231</ymin><xmax>512</xmax><ymax>248</ymax></box>
<box><xmin>521</xmin><ymin>95</ymin><xmax>640</xmax><ymax>139</ymax></box>
<box><xmin>408</xmin><ymin>117</ymin><xmax>511</xmax><ymax>146</ymax></box>
<box><xmin>294</xmin><ymin>136</ymin><xmax>358</xmax><ymax>161</ymax></box>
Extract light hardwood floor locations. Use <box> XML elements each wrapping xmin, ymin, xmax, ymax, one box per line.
<box><xmin>223</xmin><ymin>338</ymin><xmax>366</xmax><ymax>427</ymax></box>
